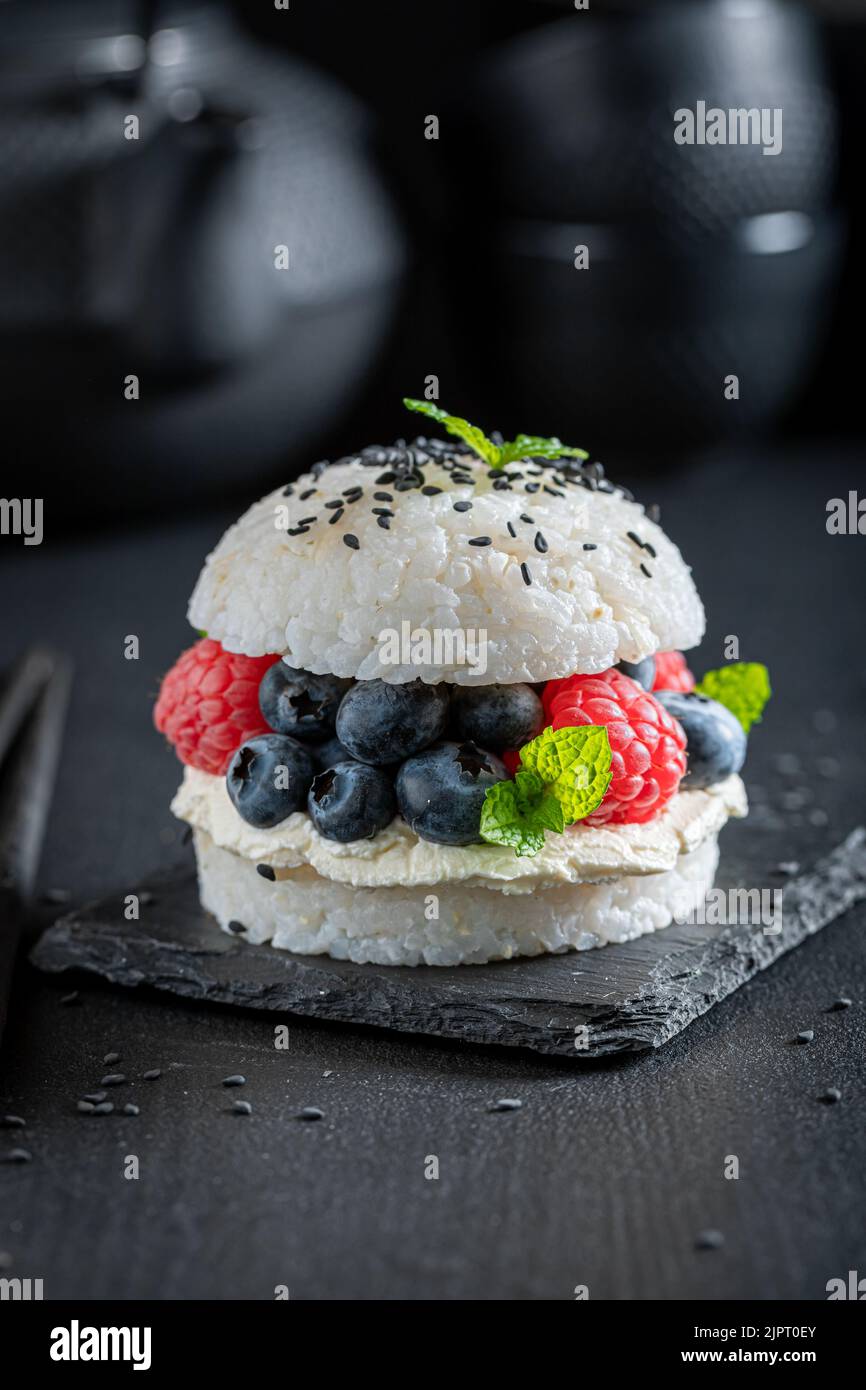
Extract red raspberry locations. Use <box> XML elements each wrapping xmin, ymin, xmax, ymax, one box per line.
<box><xmin>541</xmin><ymin>668</ymin><xmax>687</xmax><ymax>826</ymax></box>
<box><xmin>154</xmin><ymin>638</ymin><xmax>281</xmax><ymax>776</ymax></box>
<box><xmin>652</xmin><ymin>650</ymin><xmax>695</xmax><ymax>694</ymax></box>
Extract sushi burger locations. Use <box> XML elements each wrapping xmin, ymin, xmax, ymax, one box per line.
<box><xmin>155</xmin><ymin>400</ymin><xmax>770</xmax><ymax>966</ymax></box>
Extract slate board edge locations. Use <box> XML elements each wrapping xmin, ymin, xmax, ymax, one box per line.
<box><xmin>29</xmin><ymin>828</ymin><xmax>866</xmax><ymax>1061</ymax></box>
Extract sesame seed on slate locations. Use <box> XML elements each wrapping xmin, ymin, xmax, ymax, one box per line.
<box><xmin>520</xmin><ymin>514</ymin><xmax>534</xmax><ymax>524</ymax></box>
<box><xmin>343</xmin><ymin>534</ymin><xmax>360</xmax><ymax>550</ymax></box>
<box><xmin>143</xmin><ymin>1070</ymin><xmax>161</xmax><ymax>1081</ymax></box>
<box><xmin>257</xmin><ymin>864</ymin><xmax>276</xmax><ymax>881</ymax></box>
<box><xmin>83</xmin><ymin>1092</ymin><xmax>107</xmax><ymax>1104</ymax></box>
<box><xmin>489</xmin><ymin>1098</ymin><xmax>522</xmax><ymax>1113</ymax></box>
<box><xmin>422</xmin><ymin>485</ymin><xmax>442</xmax><ymax>496</ymax></box>
<box><xmin>92</xmin><ymin>1103</ymin><xmax>114</xmax><ymax>1116</ymax></box>
<box><xmin>77</xmin><ymin>1101</ymin><xmax>95</xmax><ymax>1114</ymax></box>
<box><xmin>794</xmin><ymin>1030</ymin><xmax>814</xmax><ymax>1044</ymax></box>
<box><xmin>328</xmin><ymin>509</ymin><xmax>344</xmax><ymax>525</ymax></box>
<box><xmin>640</xmin><ymin>563</ymin><xmax>652</xmax><ymax>578</ymax></box>
<box><xmin>60</xmin><ymin>991</ymin><xmax>80</xmax><ymax>1005</ymax></box>
<box><xmin>506</xmin><ymin>522</ymin><xmax>517</xmax><ymax>538</ymax></box>
<box><xmin>468</xmin><ymin>536</ymin><xmax>492</xmax><ymax>546</ymax></box>
<box><xmin>694</xmin><ymin>1229</ymin><xmax>724</xmax><ymax>1251</ymax></box>
<box><xmin>297</xmin><ymin>1106</ymin><xmax>324</xmax><ymax>1121</ymax></box>
<box><xmin>819</xmin><ymin>1087</ymin><xmax>842</xmax><ymax>1104</ymax></box>
<box><xmin>299</xmin><ymin>488</ymin><xmax>317</xmax><ymax>500</ymax></box>
<box><xmin>453</xmin><ymin>500</ymin><xmax>472</xmax><ymax>512</ymax></box>
<box><xmin>103</xmin><ymin>1052</ymin><xmax>120</xmax><ymax>1065</ymax></box>
<box><xmin>232</xmin><ymin>1101</ymin><xmax>253</xmax><ymax>1116</ymax></box>
<box><xmin>373</xmin><ymin>491</ymin><xmax>393</xmax><ymax>502</ymax></box>
<box><xmin>223</xmin><ymin>1075</ymin><xmax>246</xmax><ymax>1088</ymax></box>
<box><xmin>377</xmin><ymin>516</ymin><xmax>391</xmax><ymax>530</ymax></box>
<box><xmin>1</xmin><ymin>1116</ymin><xmax>25</xmax><ymax>1129</ymax></box>
<box><xmin>583</xmin><ymin>543</ymin><xmax>597</xmax><ymax>551</ymax></box>
<box><xmin>101</xmin><ymin>1074</ymin><xmax>125</xmax><ymax>1087</ymax></box>
<box><xmin>3</xmin><ymin>1148</ymin><xmax>33</xmax><ymax>1163</ymax></box>
<box><xmin>41</xmin><ymin>887</ymin><xmax>71</xmax><ymax>905</ymax></box>
<box><xmin>520</xmin><ymin>562</ymin><xmax>532</xmax><ymax>586</ymax></box>
<box><xmin>123</xmin><ymin>1104</ymin><xmax>140</xmax><ymax>1117</ymax></box>
<box><xmin>829</xmin><ymin>997</ymin><xmax>852</xmax><ymax>1011</ymax></box>
<box><xmin>228</xmin><ymin>920</ymin><xmax>246</xmax><ymax>934</ymax></box>
<box><xmin>534</xmin><ymin>532</ymin><xmax>548</xmax><ymax>554</ymax></box>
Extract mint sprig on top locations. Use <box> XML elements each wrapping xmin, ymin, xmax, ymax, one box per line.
<box><xmin>403</xmin><ymin>399</ymin><xmax>588</xmax><ymax>472</ymax></box>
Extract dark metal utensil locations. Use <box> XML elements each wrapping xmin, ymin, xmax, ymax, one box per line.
<box><xmin>0</xmin><ymin>649</ymin><xmax>72</xmax><ymax>1045</ymax></box>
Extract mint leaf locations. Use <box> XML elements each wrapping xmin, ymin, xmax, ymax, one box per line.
<box><xmin>402</xmin><ymin>398</ymin><xmax>500</xmax><ymax>468</ymax></box>
<box><xmin>696</xmin><ymin>662</ymin><xmax>771</xmax><ymax>733</ymax></box>
<box><xmin>480</xmin><ymin>725</ymin><xmax>612</xmax><ymax>858</ymax></box>
<box><xmin>518</xmin><ymin>724</ymin><xmax>612</xmax><ymax>823</ymax></box>
<box><xmin>497</xmin><ymin>435</ymin><xmax>589</xmax><ymax>469</ymax></box>
<box><xmin>479</xmin><ymin>767</ymin><xmax>564</xmax><ymax>858</ymax></box>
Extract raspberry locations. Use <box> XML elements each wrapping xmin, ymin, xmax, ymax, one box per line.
<box><xmin>652</xmin><ymin>650</ymin><xmax>695</xmax><ymax>694</ymax></box>
<box><xmin>154</xmin><ymin>638</ymin><xmax>281</xmax><ymax>776</ymax></box>
<box><xmin>541</xmin><ymin>668</ymin><xmax>687</xmax><ymax>826</ymax></box>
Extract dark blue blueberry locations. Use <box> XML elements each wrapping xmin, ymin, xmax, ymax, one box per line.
<box><xmin>259</xmin><ymin>664</ymin><xmax>352</xmax><ymax>742</ymax></box>
<box><xmin>396</xmin><ymin>741</ymin><xmax>507</xmax><ymax>845</ymax></box>
<box><xmin>450</xmin><ymin>684</ymin><xmax>543</xmax><ymax>752</ymax></box>
<box><xmin>308</xmin><ymin>762</ymin><xmax>396</xmax><ymax>842</ymax></box>
<box><xmin>335</xmin><ymin>679</ymin><xmax>449</xmax><ymax>765</ymax></box>
<box><xmin>655</xmin><ymin>691</ymin><xmax>746</xmax><ymax>789</ymax></box>
<box><xmin>313</xmin><ymin>735</ymin><xmax>356</xmax><ymax>770</ymax></box>
<box><xmin>226</xmin><ymin>734</ymin><xmax>315</xmax><ymax>828</ymax></box>
<box><xmin>617</xmin><ymin>656</ymin><xmax>656</xmax><ymax>691</ymax></box>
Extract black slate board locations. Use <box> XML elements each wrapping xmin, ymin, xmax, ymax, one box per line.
<box><xmin>29</xmin><ymin>826</ymin><xmax>866</xmax><ymax>1059</ymax></box>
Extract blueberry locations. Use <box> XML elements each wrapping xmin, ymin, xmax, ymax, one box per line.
<box><xmin>308</xmin><ymin>762</ymin><xmax>396</xmax><ymax>842</ymax></box>
<box><xmin>226</xmin><ymin>734</ymin><xmax>315</xmax><ymax>828</ymax></box>
<box><xmin>655</xmin><ymin>691</ymin><xmax>746</xmax><ymax>789</ymax></box>
<box><xmin>259</xmin><ymin>663</ymin><xmax>352</xmax><ymax>742</ymax></box>
<box><xmin>335</xmin><ymin>679</ymin><xmax>449</xmax><ymax>765</ymax></box>
<box><xmin>451</xmin><ymin>684</ymin><xmax>543</xmax><ymax>752</ymax></box>
<box><xmin>313</xmin><ymin>735</ymin><xmax>356</xmax><ymax>770</ymax></box>
<box><xmin>617</xmin><ymin>656</ymin><xmax>656</xmax><ymax>691</ymax></box>
<box><xmin>396</xmin><ymin>741</ymin><xmax>507</xmax><ymax>845</ymax></box>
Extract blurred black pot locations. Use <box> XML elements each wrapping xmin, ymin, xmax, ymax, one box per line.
<box><xmin>442</xmin><ymin>0</ymin><xmax>842</xmax><ymax>449</ymax></box>
<box><xmin>0</xmin><ymin>0</ymin><xmax>407</xmax><ymax>516</ymax></box>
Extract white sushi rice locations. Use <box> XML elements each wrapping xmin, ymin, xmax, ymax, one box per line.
<box><xmin>194</xmin><ymin>828</ymin><xmax>720</xmax><ymax>967</ymax></box>
<box><xmin>189</xmin><ymin>453</ymin><xmax>705</xmax><ymax>684</ymax></box>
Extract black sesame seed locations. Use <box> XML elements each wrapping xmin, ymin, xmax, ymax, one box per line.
<box><xmin>92</xmin><ymin>1103</ymin><xmax>114</xmax><ymax>1116</ymax></box>
<box><xmin>343</xmin><ymin>534</ymin><xmax>360</xmax><ymax>550</ymax></box>
<box><xmin>373</xmin><ymin>491</ymin><xmax>393</xmax><ymax>502</ymax></box>
<box><xmin>227</xmin><ymin>920</ymin><xmax>246</xmax><ymax>934</ymax></box>
<box><xmin>534</xmin><ymin>532</ymin><xmax>548</xmax><ymax>554</ymax></box>
<box><xmin>287</xmin><ymin>526</ymin><xmax>309</xmax><ymax>537</ymax></box>
<box><xmin>421</xmin><ymin>485</ymin><xmax>442</xmax><ymax>496</ymax></box>
<box><xmin>520</xmin><ymin>562</ymin><xmax>532</xmax><ymax>586</ymax></box>
<box><xmin>232</xmin><ymin>1100</ymin><xmax>253</xmax><ymax>1116</ymax></box>
<box><xmin>819</xmin><ymin>1087</ymin><xmax>842</xmax><ymax>1104</ymax></box>
<box><xmin>829</xmin><ymin>997</ymin><xmax>852</xmax><ymax>1011</ymax></box>
<box><xmin>795</xmin><ymin>1030</ymin><xmax>815</xmax><ymax>1044</ymax></box>
<box><xmin>640</xmin><ymin>563</ymin><xmax>652</xmax><ymax>578</ymax></box>
<box><xmin>83</xmin><ymin>1092</ymin><xmax>107</xmax><ymax>1104</ymax></box>
<box><xmin>627</xmin><ymin>531</ymin><xmax>643</xmax><ymax>548</ymax></box>
<box><xmin>101</xmin><ymin>1073</ymin><xmax>125</xmax><ymax>1086</ymax></box>
<box><xmin>520</xmin><ymin>514</ymin><xmax>534</xmax><ymax>524</ymax></box>
<box><xmin>281</xmin><ymin>484</ymin><xmax>295</xmax><ymax>496</ymax></box>
<box><xmin>647</xmin><ymin>503</ymin><xmax>661</xmax><ymax>523</ymax></box>
<box><xmin>143</xmin><ymin>1069</ymin><xmax>161</xmax><ymax>1081</ymax></box>
<box><xmin>103</xmin><ymin>1052</ymin><xmax>120</xmax><ymax>1065</ymax></box>
<box><xmin>323</xmin><ymin>498</ymin><xmax>343</xmax><ymax>510</ymax></box>
<box><xmin>506</xmin><ymin>522</ymin><xmax>517</xmax><ymax>538</ymax></box>
<box><xmin>297</xmin><ymin>1106</ymin><xmax>324</xmax><ymax>1122</ymax></box>
<box><xmin>60</xmin><ymin>991</ymin><xmax>79</xmax><ymax>1005</ymax></box>
<box><xmin>3</xmin><ymin>1148</ymin><xmax>33</xmax><ymax>1161</ymax></box>
<box><xmin>525</xmin><ymin>482</ymin><xmax>540</xmax><ymax>494</ymax></box>
<box><xmin>223</xmin><ymin>1075</ymin><xmax>246</xmax><ymax>1088</ymax></box>
<box><xmin>342</xmin><ymin>486</ymin><xmax>363</xmax><ymax>499</ymax></box>
<box><xmin>583</xmin><ymin>543</ymin><xmax>597</xmax><ymax>551</ymax></box>
<box><xmin>77</xmin><ymin>1101</ymin><xmax>95</xmax><ymax>1114</ymax></box>
<box><xmin>644</xmin><ymin>542</ymin><xmax>657</xmax><ymax>558</ymax></box>
<box><xmin>1</xmin><ymin>1116</ymin><xmax>25</xmax><ymax>1129</ymax></box>
<box><xmin>123</xmin><ymin>1104</ymin><xmax>140</xmax><ymax>1117</ymax></box>
<box><xmin>489</xmin><ymin>1098</ymin><xmax>522</xmax><ymax>1113</ymax></box>
<box><xmin>297</xmin><ymin>516</ymin><xmax>317</xmax><ymax>526</ymax></box>
<box><xmin>453</xmin><ymin>500</ymin><xmax>472</xmax><ymax>513</ymax></box>
<box><xmin>468</xmin><ymin>536</ymin><xmax>492</xmax><ymax>546</ymax></box>
<box><xmin>492</xmin><ymin>479</ymin><xmax>512</xmax><ymax>491</ymax></box>
<box><xmin>695</xmin><ymin>1229</ymin><xmax>724</xmax><ymax>1251</ymax></box>
<box><xmin>395</xmin><ymin>479</ymin><xmax>420</xmax><ymax>492</ymax></box>
<box><xmin>257</xmin><ymin>864</ymin><xmax>276</xmax><ymax>881</ymax></box>
<box><xmin>328</xmin><ymin>509</ymin><xmax>344</xmax><ymax>525</ymax></box>
<box><xmin>377</xmin><ymin>516</ymin><xmax>391</xmax><ymax>530</ymax></box>
<box><xmin>299</xmin><ymin>488</ymin><xmax>317</xmax><ymax>500</ymax></box>
<box><xmin>375</xmin><ymin>471</ymin><xmax>396</xmax><ymax>485</ymax></box>
<box><xmin>372</xmin><ymin>508</ymin><xmax>393</xmax><ymax>517</ymax></box>
<box><xmin>543</xmin><ymin>486</ymin><xmax>564</xmax><ymax>497</ymax></box>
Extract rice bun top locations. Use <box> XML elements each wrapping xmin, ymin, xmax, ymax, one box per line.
<box><xmin>188</xmin><ymin>438</ymin><xmax>705</xmax><ymax>685</ymax></box>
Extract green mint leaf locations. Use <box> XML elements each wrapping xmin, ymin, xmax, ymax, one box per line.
<box><xmin>402</xmin><ymin>398</ymin><xmax>500</xmax><ymax>467</ymax></box>
<box><xmin>696</xmin><ymin>662</ymin><xmax>771</xmax><ymax>733</ymax></box>
<box><xmin>497</xmin><ymin>435</ymin><xmax>589</xmax><ymax>469</ymax></box>
<box><xmin>518</xmin><ymin>724</ymin><xmax>612</xmax><ymax>824</ymax></box>
<box><xmin>480</xmin><ymin>767</ymin><xmax>565</xmax><ymax>858</ymax></box>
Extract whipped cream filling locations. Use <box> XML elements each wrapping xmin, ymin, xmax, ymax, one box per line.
<box><xmin>172</xmin><ymin>767</ymin><xmax>747</xmax><ymax>894</ymax></box>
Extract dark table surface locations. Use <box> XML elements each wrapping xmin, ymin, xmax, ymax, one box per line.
<box><xmin>1</xmin><ymin>443</ymin><xmax>864</xmax><ymax>1301</ymax></box>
